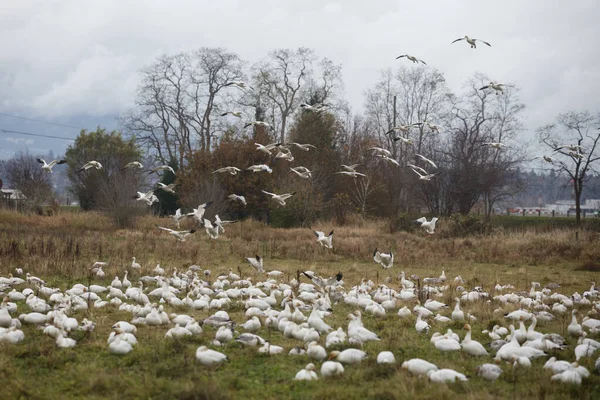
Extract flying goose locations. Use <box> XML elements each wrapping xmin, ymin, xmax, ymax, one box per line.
<box><xmin>369</xmin><ymin>147</ymin><xmax>392</xmax><ymax>157</ymax></box>
<box><xmin>186</xmin><ymin>201</ymin><xmax>213</xmax><ymax>225</ymax></box>
<box><xmin>313</xmin><ymin>229</ymin><xmax>334</xmax><ymax>249</ymax></box>
<box><xmin>156</xmin><ymin>225</ymin><xmax>196</xmax><ymax>242</ymax></box>
<box><xmin>203</xmin><ymin>219</ymin><xmax>219</xmax><ymax>240</ymax></box>
<box><xmin>255</xmin><ymin>142</ymin><xmax>281</xmax><ymax>154</ymax></box>
<box><xmin>377</xmin><ymin>154</ymin><xmax>400</xmax><ymax>167</ymax></box>
<box><xmin>224</xmin><ymin>81</ymin><xmax>253</xmax><ymax>90</ymax></box>
<box><xmin>300</xmin><ymin>103</ymin><xmax>326</xmax><ymax>112</ymax></box>
<box><xmin>373</xmin><ymin>249</ymin><xmax>394</xmax><ymax>269</ymax></box>
<box><xmin>481</xmin><ymin>142</ymin><xmax>510</xmax><ymax>150</ymax></box>
<box><xmin>289</xmin><ymin>142</ymin><xmax>316</xmax><ymax>151</ymax></box>
<box><xmin>290</xmin><ymin>167</ymin><xmax>312</xmax><ymax>179</ymax></box>
<box><xmin>341</xmin><ymin>164</ymin><xmax>361</xmax><ymax>173</ymax></box>
<box><xmin>534</xmin><ymin>155</ymin><xmax>556</xmax><ymax>163</ymax></box>
<box><xmin>394</xmin><ymin>136</ymin><xmax>414</xmax><ymax>145</ymax></box>
<box><xmin>335</xmin><ymin>171</ymin><xmax>366</xmax><ymax>178</ymax></box>
<box><xmin>386</xmin><ymin>125</ymin><xmax>413</xmax><ymax>135</ymax></box>
<box><xmin>413</xmin><ymin>121</ymin><xmax>442</xmax><ymax>133</ymax></box>
<box><xmin>220</xmin><ymin>111</ymin><xmax>243</xmax><ymax>118</ymax></box>
<box><xmin>37</xmin><ymin>158</ymin><xmax>66</xmax><ymax>173</ymax></box>
<box><xmin>556</xmin><ymin>144</ymin><xmax>585</xmax><ymax>153</ymax></box>
<box><xmin>262</xmin><ymin>190</ymin><xmax>295</xmax><ymax>206</ymax></box>
<box><xmin>396</xmin><ymin>55</ymin><xmax>427</xmax><ymax>65</ymax></box>
<box><xmin>148</xmin><ymin>165</ymin><xmax>175</xmax><ymax>175</ymax></box>
<box><xmin>415</xmin><ymin>154</ymin><xmax>437</xmax><ymax>169</ymax></box>
<box><xmin>78</xmin><ymin>161</ymin><xmax>102</xmax><ymax>172</ymax></box>
<box><xmin>122</xmin><ymin>161</ymin><xmax>143</xmax><ymax>170</ymax></box>
<box><xmin>213</xmin><ymin>166</ymin><xmax>242</xmax><ymax>175</ymax></box>
<box><xmin>411</xmin><ymin>168</ymin><xmax>441</xmax><ymax>181</ymax></box>
<box><xmin>227</xmin><ymin>194</ymin><xmax>247</xmax><ymax>205</ymax></box>
<box><xmin>214</xmin><ymin>215</ymin><xmax>236</xmax><ymax>234</ymax></box>
<box><xmin>133</xmin><ymin>190</ymin><xmax>159</xmax><ymax>206</ymax></box>
<box><xmin>156</xmin><ymin>182</ymin><xmax>176</xmax><ymax>194</ymax></box>
<box><xmin>170</xmin><ymin>208</ymin><xmax>186</xmax><ymax>229</ymax></box>
<box><xmin>244</xmin><ymin>121</ymin><xmax>273</xmax><ymax>130</ymax></box>
<box><xmin>480</xmin><ymin>82</ymin><xmax>512</xmax><ymax>94</ymax></box>
<box><xmin>414</xmin><ymin>217</ymin><xmax>439</xmax><ymax>234</ymax></box>
<box><xmin>246</xmin><ymin>255</ymin><xmax>264</xmax><ymax>273</ymax></box>
<box><xmin>247</xmin><ymin>164</ymin><xmax>273</xmax><ymax>173</ymax></box>
<box><xmin>451</xmin><ymin>35</ymin><xmax>491</xmax><ymax>48</ymax></box>
<box><xmin>406</xmin><ymin>163</ymin><xmax>428</xmax><ymax>175</ymax></box>
<box><xmin>275</xmin><ymin>149</ymin><xmax>294</xmax><ymax>162</ymax></box>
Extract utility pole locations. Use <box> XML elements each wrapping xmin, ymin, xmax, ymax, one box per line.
<box><xmin>392</xmin><ymin>95</ymin><xmax>397</xmax><ymax>158</ymax></box>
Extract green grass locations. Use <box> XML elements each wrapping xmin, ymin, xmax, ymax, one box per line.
<box><xmin>1</xmin><ymin>211</ymin><xmax>599</xmax><ymax>399</ymax></box>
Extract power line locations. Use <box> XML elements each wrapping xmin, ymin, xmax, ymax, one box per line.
<box><xmin>0</xmin><ymin>128</ymin><xmax>75</xmax><ymax>141</ymax></box>
<box><xmin>0</xmin><ymin>112</ymin><xmax>84</xmax><ymax>130</ymax></box>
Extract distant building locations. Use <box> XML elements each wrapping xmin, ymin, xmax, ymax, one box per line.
<box><xmin>1</xmin><ymin>188</ymin><xmax>26</xmax><ymax>211</ymax></box>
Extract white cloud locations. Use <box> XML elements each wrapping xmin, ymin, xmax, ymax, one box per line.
<box><xmin>0</xmin><ymin>0</ymin><xmax>598</xmax><ymax>139</ymax></box>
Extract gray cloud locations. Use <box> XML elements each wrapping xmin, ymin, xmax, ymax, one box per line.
<box><xmin>0</xmin><ymin>0</ymin><xmax>599</xmax><ymax>156</ymax></box>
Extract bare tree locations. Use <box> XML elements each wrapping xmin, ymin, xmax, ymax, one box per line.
<box><xmin>121</xmin><ymin>48</ymin><xmax>244</xmax><ymax>164</ymax></box>
<box><xmin>349</xmin><ymin>174</ymin><xmax>384</xmax><ymax>215</ymax></box>
<box><xmin>3</xmin><ymin>151</ymin><xmax>54</xmax><ymax>212</ymax></box>
<box><xmin>538</xmin><ymin>111</ymin><xmax>600</xmax><ymax>224</ymax></box>
<box><xmin>254</xmin><ymin>48</ymin><xmax>316</xmax><ymax>143</ymax></box>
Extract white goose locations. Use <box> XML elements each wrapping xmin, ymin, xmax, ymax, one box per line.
<box><xmin>78</xmin><ymin>160</ymin><xmax>102</xmax><ymax>172</ymax></box>
<box><xmin>195</xmin><ymin>346</ymin><xmax>228</xmax><ymax>367</ymax></box>
<box><xmin>414</xmin><ymin>217</ymin><xmax>439</xmax><ymax>234</ymax></box>
<box><xmin>227</xmin><ymin>194</ymin><xmax>247</xmax><ymax>206</ymax></box>
<box><xmin>294</xmin><ymin>363</ymin><xmax>318</xmax><ymax>380</ymax></box>
<box><xmin>37</xmin><ymin>158</ymin><xmax>66</xmax><ymax>173</ymax></box>
<box><xmin>451</xmin><ymin>35</ymin><xmax>491</xmax><ymax>48</ymax></box>
<box><xmin>262</xmin><ymin>190</ymin><xmax>295</xmax><ymax>206</ymax></box>
<box><xmin>396</xmin><ymin>54</ymin><xmax>426</xmax><ymax>64</ymax></box>
<box><xmin>313</xmin><ymin>230</ymin><xmax>334</xmax><ymax>249</ymax></box>
<box><xmin>213</xmin><ymin>166</ymin><xmax>241</xmax><ymax>175</ymax></box>
<box><xmin>461</xmin><ymin>324</ymin><xmax>488</xmax><ymax>356</ymax></box>
<box><xmin>321</xmin><ymin>361</ymin><xmax>344</xmax><ymax>377</ymax></box>
<box><xmin>373</xmin><ymin>249</ymin><xmax>394</xmax><ymax>269</ymax></box>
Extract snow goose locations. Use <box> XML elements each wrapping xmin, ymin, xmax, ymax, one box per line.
<box><xmin>165</xmin><ymin>325</ymin><xmax>192</xmax><ymax>339</ymax></box>
<box><xmin>369</xmin><ymin>147</ymin><xmax>392</xmax><ymax>157</ymax></box>
<box><xmin>321</xmin><ymin>361</ymin><xmax>344</xmax><ymax>377</ymax></box>
<box><xmin>203</xmin><ymin>219</ymin><xmax>219</xmax><ymax>240</ymax></box>
<box><xmin>225</xmin><ymin>81</ymin><xmax>253</xmax><ymax>90</ymax></box>
<box><xmin>108</xmin><ymin>337</ymin><xmax>133</xmax><ymax>355</ymax></box>
<box><xmin>410</xmin><ymin>167</ymin><xmax>440</xmax><ymax>181</ymax></box>
<box><xmin>289</xmin><ymin>142</ymin><xmax>316</xmax><ymax>151</ymax></box>
<box><xmin>551</xmin><ymin>370</ymin><xmax>582</xmax><ymax>385</ymax></box>
<box><xmin>376</xmin><ymin>154</ymin><xmax>400</xmax><ymax>167</ymax></box>
<box><xmin>186</xmin><ymin>201</ymin><xmax>213</xmax><ymax>224</ymax></box>
<box><xmin>195</xmin><ymin>346</ymin><xmax>228</xmax><ymax>367</ymax></box>
<box><xmin>461</xmin><ymin>324</ymin><xmax>488</xmax><ymax>356</ymax></box>
<box><xmin>415</xmin><ymin>313</ymin><xmax>430</xmax><ymax>333</ymax></box>
<box><xmin>481</xmin><ymin>142</ymin><xmax>510</xmax><ymax>150</ymax></box>
<box><xmin>56</xmin><ymin>331</ymin><xmax>77</xmax><ymax>348</ymax></box>
<box><xmin>246</xmin><ymin>255</ymin><xmax>264</xmax><ymax>274</ymax></box>
<box><xmin>149</xmin><ymin>165</ymin><xmax>175</xmax><ymax>175</ymax></box>
<box><xmin>428</xmin><ymin>368</ymin><xmax>468</xmax><ymax>383</ymax></box>
<box><xmin>307</xmin><ymin>341</ymin><xmax>327</xmax><ymax>361</ymax></box>
<box><xmin>414</xmin><ymin>217</ymin><xmax>438</xmax><ymax>234</ymax></box>
<box><xmin>254</xmin><ymin>142</ymin><xmax>280</xmax><ymax>155</ymax></box>
<box><xmin>568</xmin><ymin>310</ymin><xmax>583</xmax><ymax>337</ymax></box>
<box><xmin>290</xmin><ymin>166</ymin><xmax>312</xmax><ymax>179</ymax></box>
<box><xmin>377</xmin><ymin>351</ymin><xmax>396</xmax><ymax>364</ymax></box>
<box><xmin>373</xmin><ymin>249</ymin><xmax>393</xmax><ymax>269</ymax></box>
<box><xmin>37</xmin><ymin>158</ymin><xmax>66</xmax><ymax>173</ymax></box>
<box><xmin>213</xmin><ymin>166</ymin><xmax>241</xmax><ymax>175</ymax></box>
<box><xmin>451</xmin><ymin>35</ymin><xmax>491</xmax><ymax>48</ymax></box>
<box><xmin>227</xmin><ymin>194</ymin><xmax>247</xmax><ymax>206</ymax></box>
<box><xmin>244</xmin><ymin>121</ymin><xmax>273</xmax><ymax>130</ymax></box>
<box><xmin>247</xmin><ymin>164</ymin><xmax>273</xmax><ymax>173</ymax></box>
<box><xmin>134</xmin><ymin>190</ymin><xmax>159</xmax><ymax>206</ymax></box>
<box><xmin>329</xmin><ymin>349</ymin><xmax>367</xmax><ymax>364</ymax></box>
<box><xmin>312</xmin><ymin>229</ymin><xmax>334</xmax><ymax>249</ymax></box>
<box><xmin>451</xmin><ymin>298</ymin><xmax>464</xmax><ymax>321</ymax></box>
<box><xmin>480</xmin><ymin>82</ymin><xmax>512</xmax><ymax>94</ymax></box>
<box><xmin>156</xmin><ymin>225</ymin><xmax>196</xmax><ymax>242</ymax></box>
<box><xmin>258</xmin><ymin>341</ymin><xmax>284</xmax><ymax>355</ymax></box>
<box><xmin>262</xmin><ymin>190</ymin><xmax>295</xmax><ymax>206</ymax></box>
<box><xmin>220</xmin><ymin>111</ymin><xmax>243</xmax><ymax>118</ymax></box>
<box><xmin>122</xmin><ymin>161</ymin><xmax>143</xmax><ymax>170</ymax></box>
<box><xmin>335</xmin><ymin>170</ymin><xmax>367</xmax><ymax>178</ymax></box>
<box><xmin>78</xmin><ymin>160</ymin><xmax>102</xmax><ymax>172</ymax></box>
<box><xmin>156</xmin><ymin>182</ymin><xmax>176</xmax><ymax>194</ymax></box>
<box><xmin>299</xmin><ymin>103</ymin><xmax>326</xmax><ymax>112</ymax></box>
<box><xmin>401</xmin><ymin>358</ymin><xmax>438</xmax><ymax>376</ymax></box>
<box><xmin>476</xmin><ymin>363</ymin><xmax>503</xmax><ymax>381</ymax></box>
<box><xmin>396</xmin><ymin>54</ymin><xmax>426</xmax><ymax>64</ymax></box>
<box><xmin>294</xmin><ymin>363</ymin><xmax>318</xmax><ymax>381</ymax></box>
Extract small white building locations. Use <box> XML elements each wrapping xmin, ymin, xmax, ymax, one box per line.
<box><xmin>1</xmin><ymin>188</ymin><xmax>26</xmax><ymax>211</ymax></box>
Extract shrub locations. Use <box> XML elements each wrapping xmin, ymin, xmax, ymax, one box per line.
<box><xmin>444</xmin><ymin>213</ymin><xmax>492</xmax><ymax>237</ymax></box>
<box><xmin>385</xmin><ymin>213</ymin><xmax>419</xmax><ymax>234</ymax></box>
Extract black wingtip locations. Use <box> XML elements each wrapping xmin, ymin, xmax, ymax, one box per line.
<box><xmin>329</xmin><ymin>230</ymin><xmax>334</xmax><ymax>236</ymax></box>
<box><xmin>336</xmin><ymin>272</ymin><xmax>343</xmax><ymax>281</ymax></box>
<box><xmin>373</xmin><ymin>248</ymin><xmax>378</xmax><ymax>256</ymax></box>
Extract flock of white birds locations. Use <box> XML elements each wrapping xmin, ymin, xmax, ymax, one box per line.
<box><xmin>5</xmin><ymin>34</ymin><xmax>598</xmax><ymax>393</ymax></box>
<box><xmin>1</xmin><ymin>254</ymin><xmax>600</xmax><ymax>386</ymax></box>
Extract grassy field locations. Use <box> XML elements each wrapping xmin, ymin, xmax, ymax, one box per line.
<box><xmin>1</xmin><ymin>210</ymin><xmax>599</xmax><ymax>399</ymax></box>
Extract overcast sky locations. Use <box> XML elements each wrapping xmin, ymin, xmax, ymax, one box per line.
<box><xmin>1</xmin><ymin>0</ymin><xmax>599</xmax><ymax>159</ymax></box>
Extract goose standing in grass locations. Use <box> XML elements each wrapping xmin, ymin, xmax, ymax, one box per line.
<box><xmin>377</xmin><ymin>351</ymin><xmax>396</xmax><ymax>364</ymax></box>
<box><xmin>195</xmin><ymin>346</ymin><xmax>228</xmax><ymax>367</ymax></box>
<box><xmin>461</xmin><ymin>324</ymin><xmax>488</xmax><ymax>356</ymax></box>
<box><xmin>313</xmin><ymin>229</ymin><xmax>334</xmax><ymax>249</ymax></box>
<box><xmin>290</xmin><ymin>167</ymin><xmax>312</xmax><ymax>179</ymax></box>
<box><xmin>373</xmin><ymin>249</ymin><xmax>393</xmax><ymax>269</ymax></box>
<box><xmin>262</xmin><ymin>190</ymin><xmax>295</xmax><ymax>206</ymax></box>
<box><xmin>451</xmin><ymin>35</ymin><xmax>491</xmax><ymax>48</ymax></box>
<box><xmin>568</xmin><ymin>310</ymin><xmax>583</xmax><ymax>337</ymax></box>
<box><xmin>213</xmin><ymin>166</ymin><xmax>242</xmax><ymax>175</ymax></box>
<box><xmin>37</xmin><ymin>158</ymin><xmax>66</xmax><ymax>173</ymax></box>
<box><xmin>78</xmin><ymin>160</ymin><xmax>102</xmax><ymax>172</ymax></box>
<box><xmin>294</xmin><ymin>363</ymin><xmax>319</xmax><ymax>380</ymax></box>
<box><xmin>451</xmin><ymin>298</ymin><xmax>464</xmax><ymax>322</ymax></box>
<box><xmin>321</xmin><ymin>361</ymin><xmax>344</xmax><ymax>377</ymax></box>
<box><xmin>246</xmin><ymin>255</ymin><xmax>264</xmax><ymax>274</ymax></box>
<box><xmin>156</xmin><ymin>226</ymin><xmax>196</xmax><ymax>242</ymax></box>
<box><xmin>131</xmin><ymin>258</ymin><xmax>141</xmax><ymax>271</ymax></box>
<box><xmin>227</xmin><ymin>194</ymin><xmax>247</xmax><ymax>206</ymax></box>
<box><xmin>395</xmin><ymin>54</ymin><xmax>426</xmax><ymax>65</ymax></box>
<box><xmin>414</xmin><ymin>217</ymin><xmax>439</xmax><ymax>234</ymax></box>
